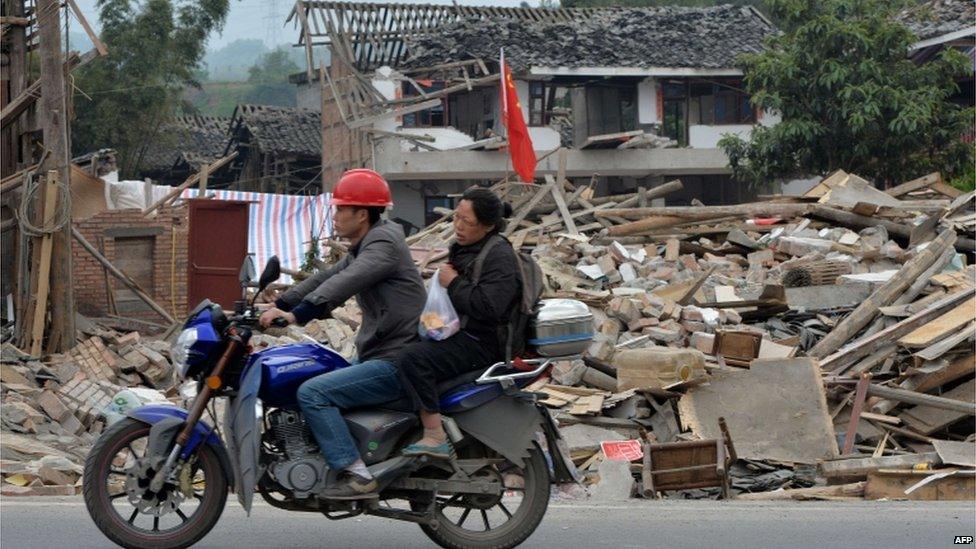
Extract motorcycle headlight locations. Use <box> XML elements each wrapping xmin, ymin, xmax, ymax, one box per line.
<box><xmin>172</xmin><ymin>327</ymin><xmax>199</xmax><ymax>379</ymax></box>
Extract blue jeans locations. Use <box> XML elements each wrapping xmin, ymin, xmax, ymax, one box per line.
<box><xmin>296</xmin><ymin>359</ymin><xmax>403</xmax><ymax>470</ymax></box>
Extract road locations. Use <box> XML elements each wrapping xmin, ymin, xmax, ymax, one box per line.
<box><xmin>1</xmin><ymin>496</ymin><xmax>972</xmax><ymax>549</ymax></box>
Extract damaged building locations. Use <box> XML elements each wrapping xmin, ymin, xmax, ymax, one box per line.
<box><xmin>287</xmin><ymin>1</ymin><xmax>780</xmax><ymax>229</ymax></box>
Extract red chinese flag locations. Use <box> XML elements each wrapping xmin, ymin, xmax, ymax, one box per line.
<box><xmin>500</xmin><ymin>50</ymin><xmax>537</xmax><ymax>183</ymax></box>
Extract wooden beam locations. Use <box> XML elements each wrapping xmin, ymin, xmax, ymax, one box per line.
<box><xmin>842</xmin><ymin>373</ymin><xmax>872</xmax><ymax>454</ymax></box>
<box><xmin>829</xmin><ymin>379</ymin><xmax>976</xmax><ymax>415</ymax></box>
<box><xmin>885</xmin><ymin>172</ymin><xmax>941</xmax><ymax>197</ymax></box>
<box><xmin>37</xmin><ymin>0</ymin><xmax>75</xmax><ymax>353</ymax></box>
<box><xmin>28</xmin><ymin>174</ymin><xmax>59</xmax><ymax>356</ymax></box>
<box><xmin>142</xmin><ymin>151</ymin><xmax>238</xmax><ymax>215</ymax></box>
<box><xmin>71</xmin><ymin>227</ymin><xmax>176</xmax><ymax>323</ymax></box>
<box><xmin>596</xmin><ymin>203</ymin><xmax>811</xmax><ymax>221</ymax></box>
<box><xmin>65</xmin><ymin>0</ymin><xmax>108</xmax><ymax>56</ymax></box>
<box><xmin>819</xmin><ymin>286</ymin><xmax>975</xmax><ymax>370</ymax></box>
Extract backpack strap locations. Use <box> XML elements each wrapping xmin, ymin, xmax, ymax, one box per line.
<box><xmin>459</xmin><ymin>234</ymin><xmax>503</xmax><ymax>329</ymax></box>
<box><xmin>470</xmin><ymin>234</ymin><xmax>502</xmax><ymax>284</ymax></box>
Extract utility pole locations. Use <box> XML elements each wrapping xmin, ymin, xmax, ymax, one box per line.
<box><xmin>36</xmin><ymin>0</ymin><xmax>76</xmax><ymax>352</ymax></box>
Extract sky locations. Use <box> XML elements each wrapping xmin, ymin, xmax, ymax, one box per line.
<box><xmin>71</xmin><ymin>0</ymin><xmax>536</xmax><ymax>51</ymax></box>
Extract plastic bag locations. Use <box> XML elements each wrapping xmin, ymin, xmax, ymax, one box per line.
<box><xmin>418</xmin><ymin>268</ymin><xmax>460</xmax><ymax>341</ymax></box>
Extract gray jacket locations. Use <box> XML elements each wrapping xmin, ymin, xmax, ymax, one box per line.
<box><xmin>276</xmin><ymin>220</ymin><xmax>426</xmax><ymax>362</ymax></box>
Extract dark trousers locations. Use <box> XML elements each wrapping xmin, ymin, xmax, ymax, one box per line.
<box><xmin>395</xmin><ymin>331</ymin><xmax>499</xmax><ymax>413</ymax></box>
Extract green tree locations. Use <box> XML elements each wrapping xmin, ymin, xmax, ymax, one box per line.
<box><xmin>243</xmin><ymin>48</ymin><xmax>299</xmax><ymax>106</ymax></box>
<box><xmin>719</xmin><ymin>0</ymin><xmax>973</xmax><ymax>188</ymax></box>
<box><xmin>561</xmin><ymin>0</ymin><xmax>765</xmax><ymax>8</ymax></box>
<box><xmin>72</xmin><ymin>0</ymin><xmax>230</xmax><ymax>176</ymax></box>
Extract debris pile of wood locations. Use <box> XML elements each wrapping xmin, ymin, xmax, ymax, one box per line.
<box><xmin>412</xmin><ymin>168</ymin><xmax>974</xmax><ymax>501</ymax></box>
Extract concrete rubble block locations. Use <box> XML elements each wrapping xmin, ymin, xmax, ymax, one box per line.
<box><xmin>644</xmin><ymin>326</ymin><xmax>683</xmax><ymax>344</ymax></box>
<box><xmin>614</xmin><ymin>347</ymin><xmax>707</xmax><ymax>391</ymax></box>
<box><xmin>589</xmin><ymin>458</ymin><xmax>636</xmax><ymax>501</ymax></box>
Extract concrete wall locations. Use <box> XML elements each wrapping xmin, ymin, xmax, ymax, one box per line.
<box><xmin>72</xmin><ymin>205</ymin><xmax>189</xmax><ymax>321</ymax></box>
<box><xmin>688</xmin><ymin>110</ymin><xmax>780</xmax><ymax>148</ymax></box>
<box><xmin>296</xmin><ymin>81</ymin><xmax>322</xmax><ymax>112</ymax></box>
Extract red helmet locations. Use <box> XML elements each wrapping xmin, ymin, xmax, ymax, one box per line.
<box><xmin>330</xmin><ymin>169</ymin><xmax>393</xmax><ymax>207</ymax></box>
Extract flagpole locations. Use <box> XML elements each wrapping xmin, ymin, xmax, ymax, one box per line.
<box><xmin>499</xmin><ymin>46</ymin><xmax>514</xmax><ymax>191</ymax></box>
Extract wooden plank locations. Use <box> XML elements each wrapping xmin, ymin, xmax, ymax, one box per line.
<box><xmin>898</xmin><ymin>379</ymin><xmax>976</xmax><ymax>434</ymax></box>
<box><xmin>736</xmin><ymin>482</ymin><xmax>865</xmax><ymax>501</ymax></box>
<box><xmin>547</xmin><ymin>176</ymin><xmax>578</xmax><ymax>235</ymax></box>
<box><xmin>503</xmin><ymin>180</ymin><xmax>553</xmax><ymax>237</ymax></box>
<box><xmin>29</xmin><ymin>175</ymin><xmax>59</xmax><ymax>356</ymax></box>
<box><xmin>677</xmin><ymin>358</ymin><xmax>838</xmax><ymax>463</ymax></box>
<box><xmin>842</xmin><ymin>373</ymin><xmax>872</xmax><ymax>455</ymax></box>
<box><xmin>865</xmin><ymin>469</ymin><xmax>975</xmax><ymax>501</ymax></box>
<box><xmin>885</xmin><ymin>172</ymin><xmax>942</xmax><ymax>197</ymax></box>
<box><xmin>568</xmin><ymin>394</ymin><xmax>605</xmax><ymax>416</ymax></box>
<box><xmin>820</xmin><ymin>287</ymin><xmax>974</xmax><ymax>370</ymax></box>
<box><xmin>142</xmin><ymin>151</ymin><xmax>238</xmax><ymax>216</ymax></box>
<box><xmin>820</xmin><ymin>452</ymin><xmax>940</xmax><ymax>479</ymax></box>
<box><xmin>897</xmin><ymin>297</ymin><xmax>976</xmax><ymax>348</ymax></box>
<box><xmin>914</xmin><ymin>322</ymin><xmax>975</xmax><ymax>362</ymax></box>
<box><xmin>595</xmin><ymin>203</ymin><xmax>812</xmax><ymax>221</ymax></box>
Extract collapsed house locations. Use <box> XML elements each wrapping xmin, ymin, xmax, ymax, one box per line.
<box><xmin>287</xmin><ymin>1</ymin><xmax>780</xmax><ymax>229</ymax></box>
<box><xmin>136</xmin><ymin>115</ymin><xmax>233</xmax><ymax>187</ymax></box>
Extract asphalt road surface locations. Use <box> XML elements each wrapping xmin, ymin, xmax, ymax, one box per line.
<box><xmin>1</xmin><ymin>496</ymin><xmax>973</xmax><ymax>549</ymax></box>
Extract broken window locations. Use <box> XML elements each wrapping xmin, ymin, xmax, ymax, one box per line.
<box><xmin>401</xmin><ymin>81</ymin><xmax>448</xmax><ymax>128</ymax></box>
<box><xmin>687</xmin><ymin>80</ymin><xmax>756</xmax><ymax>126</ymax></box>
<box><xmin>662</xmin><ymin>82</ymin><xmax>687</xmax><ymax>146</ymax></box>
<box><xmin>529</xmin><ymin>82</ymin><xmax>547</xmax><ymax>126</ymax></box>
<box><xmin>586</xmin><ymin>84</ymin><xmax>638</xmax><ymax>136</ymax></box>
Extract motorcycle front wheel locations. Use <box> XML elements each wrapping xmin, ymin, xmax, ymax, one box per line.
<box><xmin>83</xmin><ymin>418</ymin><xmax>228</xmax><ymax>549</ymax></box>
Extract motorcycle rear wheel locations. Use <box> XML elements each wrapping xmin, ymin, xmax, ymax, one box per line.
<box><xmin>411</xmin><ymin>445</ymin><xmax>550</xmax><ymax>549</ymax></box>
<box><xmin>83</xmin><ymin>418</ymin><xmax>228</xmax><ymax>549</ymax></box>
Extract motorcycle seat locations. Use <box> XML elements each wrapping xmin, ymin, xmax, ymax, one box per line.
<box><xmin>372</xmin><ymin>368</ymin><xmax>487</xmax><ymax>413</ymax></box>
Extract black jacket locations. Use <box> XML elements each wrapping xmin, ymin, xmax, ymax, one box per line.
<box><xmin>276</xmin><ymin>220</ymin><xmax>426</xmax><ymax>362</ymax></box>
<box><xmin>446</xmin><ymin>233</ymin><xmax>521</xmax><ymax>351</ymax></box>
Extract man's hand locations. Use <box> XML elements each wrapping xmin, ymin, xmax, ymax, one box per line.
<box><xmin>259</xmin><ymin>307</ymin><xmax>296</xmax><ymax>328</ymax></box>
<box><xmin>439</xmin><ymin>263</ymin><xmax>458</xmax><ymax>287</ymax></box>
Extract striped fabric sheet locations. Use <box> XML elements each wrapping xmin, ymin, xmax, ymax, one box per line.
<box><xmin>180</xmin><ymin>189</ymin><xmax>333</xmax><ymax>283</ymax></box>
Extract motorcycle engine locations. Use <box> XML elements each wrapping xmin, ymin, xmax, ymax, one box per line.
<box><xmin>267</xmin><ymin>410</ymin><xmax>328</xmax><ymax>498</ymax></box>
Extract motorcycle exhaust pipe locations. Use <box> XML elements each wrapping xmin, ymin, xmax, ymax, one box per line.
<box><xmin>441</xmin><ymin>416</ymin><xmax>463</xmax><ymax>444</ymax></box>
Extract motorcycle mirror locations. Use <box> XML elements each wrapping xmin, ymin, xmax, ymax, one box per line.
<box><xmin>239</xmin><ymin>255</ymin><xmax>256</xmax><ymax>287</ymax></box>
<box><xmin>256</xmin><ymin>256</ymin><xmax>281</xmax><ymax>297</ymax></box>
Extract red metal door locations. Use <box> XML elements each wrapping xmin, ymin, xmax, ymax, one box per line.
<box><xmin>187</xmin><ymin>199</ymin><xmax>249</xmax><ymax>310</ymax></box>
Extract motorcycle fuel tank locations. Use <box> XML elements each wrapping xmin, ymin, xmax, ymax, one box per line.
<box><xmin>251</xmin><ymin>343</ymin><xmax>351</xmax><ymax>409</ymax></box>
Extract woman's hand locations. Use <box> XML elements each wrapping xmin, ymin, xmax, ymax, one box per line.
<box><xmin>439</xmin><ymin>263</ymin><xmax>458</xmax><ymax>287</ymax></box>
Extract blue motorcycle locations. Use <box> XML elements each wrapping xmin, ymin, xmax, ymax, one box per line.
<box><xmin>83</xmin><ymin>257</ymin><xmax>581</xmax><ymax>549</ymax></box>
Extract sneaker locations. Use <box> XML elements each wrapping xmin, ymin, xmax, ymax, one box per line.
<box><xmin>319</xmin><ymin>472</ymin><xmax>378</xmax><ymax>500</ymax></box>
<box><xmin>401</xmin><ymin>440</ymin><xmax>456</xmax><ymax>460</ymax></box>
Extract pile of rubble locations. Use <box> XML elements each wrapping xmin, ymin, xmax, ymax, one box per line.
<box><xmin>2</xmin><ymin>167</ymin><xmax>973</xmax><ymax>502</ymax></box>
<box><xmin>413</xmin><ymin>169</ymin><xmax>975</xmax><ymax>501</ymax></box>
<box><xmin>0</xmin><ymin>321</ymin><xmax>176</xmax><ymax>496</ymax></box>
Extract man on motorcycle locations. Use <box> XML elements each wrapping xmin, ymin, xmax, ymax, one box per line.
<box><xmin>259</xmin><ymin>168</ymin><xmax>426</xmax><ymax>499</ymax></box>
